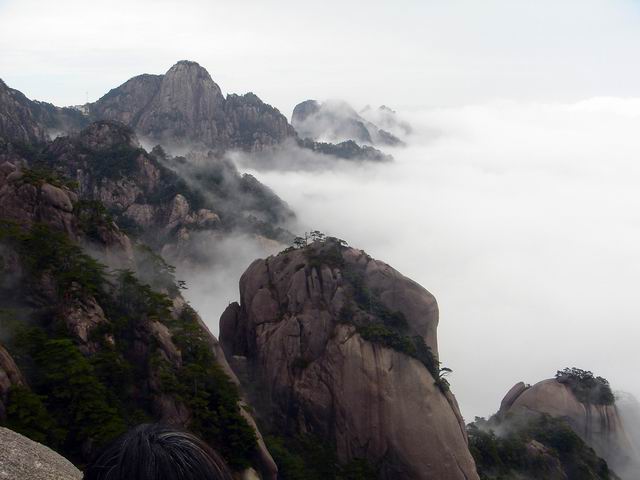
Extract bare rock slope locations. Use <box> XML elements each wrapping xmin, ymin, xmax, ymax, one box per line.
<box><xmin>221</xmin><ymin>239</ymin><xmax>479</xmax><ymax>480</ymax></box>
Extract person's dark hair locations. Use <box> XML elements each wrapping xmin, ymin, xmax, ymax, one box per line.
<box><xmin>83</xmin><ymin>424</ymin><xmax>233</xmax><ymax>480</ymax></box>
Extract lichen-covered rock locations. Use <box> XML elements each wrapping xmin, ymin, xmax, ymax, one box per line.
<box><xmin>0</xmin><ymin>427</ymin><xmax>82</xmax><ymax>480</ymax></box>
<box><xmin>221</xmin><ymin>241</ymin><xmax>479</xmax><ymax>480</ymax></box>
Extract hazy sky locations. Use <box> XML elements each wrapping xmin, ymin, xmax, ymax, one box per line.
<box><xmin>2</xmin><ymin>0</ymin><xmax>640</xmax><ymax>114</ymax></box>
<box><xmin>2</xmin><ymin>0</ymin><xmax>640</xmax><ymax>420</ymax></box>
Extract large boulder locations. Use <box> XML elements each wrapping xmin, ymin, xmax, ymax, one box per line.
<box><xmin>220</xmin><ymin>239</ymin><xmax>479</xmax><ymax>480</ymax></box>
<box><xmin>0</xmin><ymin>427</ymin><xmax>82</xmax><ymax>480</ymax></box>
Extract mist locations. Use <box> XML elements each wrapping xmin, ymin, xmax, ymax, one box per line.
<box><xmin>176</xmin><ymin>232</ymin><xmax>281</xmax><ymax>336</ymax></box>
<box><xmin>225</xmin><ymin>98</ymin><xmax>640</xmax><ymax>421</ymax></box>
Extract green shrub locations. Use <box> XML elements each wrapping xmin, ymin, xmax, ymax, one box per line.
<box><xmin>74</xmin><ymin>199</ymin><xmax>115</xmax><ymax>241</ymax></box>
<box><xmin>19</xmin><ymin>167</ymin><xmax>78</xmax><ymax>190</ymax></box>
<box><xmin>83</xmin><ymin>144</ymin><xmax>145</xmax><ymax>180</ymax></box>
<box><xmin>555</xmin><ymin>368</ymin><xmax>615</xmax><ymax>405</ymax></box>
<box><xmin>160</xmin><ymin>306</ymin><xmax>257</xmax><ymax>469</ymax></box>
<box><xmin>4</xmin><ymin>386</ymin><xmax>62</xmax><ymax>446</ymax></box>
<box><xmin>265</xmin><ymin>434</ymin><xmax>375</xmax><ymax>480</ymax></box>
<box><xmin>13</xmin><ymin>328</ymin><xmax>126</xmax><ymax>461</ymax></box>
<box><xmin>0</xmin><ymin>221</ymin><xmax>109</xmax><ymax>300</ymax></box>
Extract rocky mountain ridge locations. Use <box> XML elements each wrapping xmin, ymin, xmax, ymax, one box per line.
<box><xmin>0</xmin><ymin>61</ymin><xmax>391</xmax><ymax>163</ymax></box>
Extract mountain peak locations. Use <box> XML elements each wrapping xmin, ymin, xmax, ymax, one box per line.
<box><xmin>165</xmin><ymin>60</ymin><xmax>213</xmax><ymax>80</ymax></box>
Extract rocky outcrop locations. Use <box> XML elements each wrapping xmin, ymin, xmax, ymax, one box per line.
<box><xmin>220</xmin><ymin>240</ymin><xmax>478</xmax><ymax>480</ymax></box>
<box><xmin>0</xmin><ymin>158</ymin><xmax>133</xmax><ymax>262</ymax></box>
<box><xmin>0</xmin><ymin>427</ymin><xmax>82</xmax><ymax>480</ymax></box>
<box><xmin>0</xmin><ymin>79</ymin><xmax>87</xmax><ymax>144</ymax></box>
<box><xmin>35</xmin><ymin>121</ymin><xmax>293</xmax><ymax>257</ymax></box>
<box><xmin>90</xmin><ymin>61</ymin><xmax>296</xmax><ymax>151</ymax></box>
<box><xmin>500</xmin><ymin>378</ymin><xmax>640</xmax><ymax>477</ymax></box>
<box><xmin>291</xmin><ymin>99</ymin><xmax>404</xmax><ymax>147</ymax></box>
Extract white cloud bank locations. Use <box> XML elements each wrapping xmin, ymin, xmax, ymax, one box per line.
<box><xmin>235</xmin><ymin>98</ymin><xmax>640</xmax><ymax>420</ymax></box>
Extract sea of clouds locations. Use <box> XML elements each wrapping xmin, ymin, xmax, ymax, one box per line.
<box><xmin>180</xmin><ymin>98</ymin><xmax>640</xmax><ymax>421</ymax></box>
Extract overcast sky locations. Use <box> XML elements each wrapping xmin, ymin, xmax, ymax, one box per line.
<box><xmin>2</xmin><ymin>0</ymin><xmax>640</xmax><ymax>114</ymax></box>
<box><xmin>2</xmin><ymin>0</ymin><xmax>640</xmax><ymax>420</ymax></box>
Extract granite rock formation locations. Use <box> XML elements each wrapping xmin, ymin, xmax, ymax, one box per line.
<box><xmin>90</xmin><ymin>60</ymin><xmax>296</xmax><ymax>152</ymax></box>
<box><xmin>0</xmin><ymin>427</ymin><xmax>82</xmax><ymax>480</ymax></box>
<box><xmin>220</xmin><ymin>239</ymin><xmax>479</xmax><ymax>480</ymax></box>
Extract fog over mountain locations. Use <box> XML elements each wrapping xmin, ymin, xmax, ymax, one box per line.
<box><xmin>239</xmin><ymin>99</ymin><xmax>640</xmax><ymax>420</ymax></box>
<box><xmin>2</xmin><ymin>0</ymin><xmax>640</xmax><ymax>478</ymax></box>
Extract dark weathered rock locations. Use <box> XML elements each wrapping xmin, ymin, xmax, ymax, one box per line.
<box><xmin>221</xmin><ymin>241</ymin><xmax>478</xmax><ymax>480</ymax></box>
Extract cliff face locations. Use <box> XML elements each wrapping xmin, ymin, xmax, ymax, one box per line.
<box><xmin>220</xmin><ymin>240</ymin><xmax>479</xmax><ymax>480</ymax></box>
<box><xmin>500</xmin><ymin>379</ymin><xmax>639</xmax><ymax>477</ymax></box>
<box><xmin>0</xmin><ymin>160</ymin><xmax>277</xmax><ymax>478</ymax></box>
<box><xmin>90</xmin><ymin>61</ymin><xmax>295</xmax><ymax>151</ymax></box>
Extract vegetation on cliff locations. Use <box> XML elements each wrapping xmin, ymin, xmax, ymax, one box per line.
<box><xmin>284</xmin><ymin>233</ymin><xmax>451</xmax><ymax>392</ymax></box>
<box><xmin>0</xmin><ymin>217</ymin><xmax>257</xmax><ymax>468</ymax></box>
<box><xmin>265</xmin><ymin>434</ymin><xmax>375</xmax><ymax>480</ymax></box>
<box><xmin>555</xmin><ymin>368</ymin><xmax>615</xmax><ymax>406</ymax></box>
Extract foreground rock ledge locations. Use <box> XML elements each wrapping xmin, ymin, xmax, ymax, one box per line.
<box><xmin>0</xmin><ymin>427</ymin><xmax>82</xmax><ymax>480</ymax></box>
